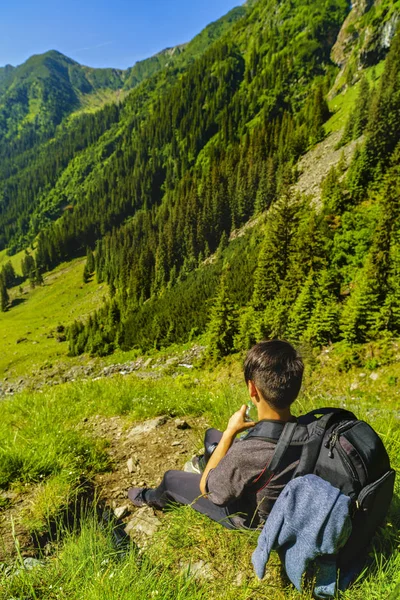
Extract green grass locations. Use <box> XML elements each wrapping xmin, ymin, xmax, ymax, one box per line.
<box><xmin>0</xmin><ymin>348</ymin><xmax>399</xmax><ymax>598</ymax></box>
<box><xmin>0</xmin><ymin>257</ymin><xmax>107</xmax><ymax>378</ymax></box>
<box><xmin>1</xmin><ymin>516</ymin><xmax>205</xmax><ymax>600</ymax></box>
<box><xmin>0</xmin><ymin>247</ymin><xmax>29</xmax><ymax>271</ymax></box>
<box><xmin>325</xmin><ymin>61</ymin><xmax>386</xmax><ymax>135</ymax></box>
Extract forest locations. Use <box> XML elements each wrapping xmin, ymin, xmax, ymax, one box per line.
<box><xmin>0</xmin><ymin>0</ymin><xmax>399</xmax><ymax>361</ymax></box>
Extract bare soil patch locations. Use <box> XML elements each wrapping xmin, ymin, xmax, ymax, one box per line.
<box><xmin>0</xmin><ymin>414</ymin><xmax>209</xmax><ymax>562</ymax></box>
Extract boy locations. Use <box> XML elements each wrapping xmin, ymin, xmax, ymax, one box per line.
<box><xmin>128</xmin><ymin>340</ymin><xmax>304</xmax><ymax>529</ymax></box>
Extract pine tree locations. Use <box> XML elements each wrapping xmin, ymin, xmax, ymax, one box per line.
<box><xmin>86</xmin><ymin>247</ymin><xmax>95</xmax><ymax>274</ymax></box>
<box><xmin>35</xmin><ymin>268</ymin><xmax>44</xmax><ymax>286</ymax></box>
<box><xmin>83</xmin><ymin>264</ymin><xmax>90</xmax><ymax>284</ymax></box>
<box><xmin>252</xmin><ymin>193</ymin><xmax>299</xmax><ymax>311</ymax></box>
<box><xmin>1</xmin><ymin>280</ymin><xmax>9</xmax><ymax>311</ymax></box>
<box><xmin>206</xmin><ymin>269</ymin><xmax>238</xmax><ymax>361</ymax></box>
<box><xmin>286</xmin><ymin>274</ymin><xmax>315</xmax><ymax>342</ymax></box>
<box><xmin>340</xmin><ymin>256</ymin><xmax>381</xmax><ymax>343</ymax></box>
<box><xmin>304</xmin><ymin>270</ymin><xmax>340</xmax><ymax>345</ymax></box>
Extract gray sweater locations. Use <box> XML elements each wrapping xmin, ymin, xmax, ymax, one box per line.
<box><xmin>206</xmin><ymin>422</ymin><xmax>299</xmax><ymax>528</ymax></box>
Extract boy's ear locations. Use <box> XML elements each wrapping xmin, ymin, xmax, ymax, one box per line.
<box><xmin>248</xmin><ymin>380</ymin><xmax>258</xmax><ymax>399</ymax></box>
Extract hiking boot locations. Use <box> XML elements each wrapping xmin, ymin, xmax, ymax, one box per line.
<box><xmin>127</xmin><ymin>487</ymin><xmax>148</xmax><ymax>507</ymax></box>
<box><xmin>183</xmin><ymin>455</ymin><xmax>206</xmax><ymax>474</ymax></box>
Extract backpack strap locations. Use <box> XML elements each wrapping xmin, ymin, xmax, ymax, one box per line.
<box><xmin>267</xmin><ymin>421</ymin><xmax>298</xmax><ymax>473</ymax></box>
<box><xmin>253</xmin><ymin>409</ymin><xmax>357</xmax><ymax>479</ymax></box>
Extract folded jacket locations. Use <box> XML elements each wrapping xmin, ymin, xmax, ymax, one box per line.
<box><xmin>252</xmin><ymin>474</ymin><xmax>352</xmax><ymax>596</ymax></box>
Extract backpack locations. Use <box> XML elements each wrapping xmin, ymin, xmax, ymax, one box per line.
<box><xmin>244</xmin><ymin>407</ymin><xmax>395</xmax><ymax>567</ymax></box>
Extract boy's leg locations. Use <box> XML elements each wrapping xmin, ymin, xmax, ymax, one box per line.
<box><xmin>128</xmin><ymin>470</ymin><xmax>236</xmax><ymax>530</ymax></box>
<box><xmin>204</xmin><ymin>428</ymin><xmax>223</xmax><ymax>462</ymax></box>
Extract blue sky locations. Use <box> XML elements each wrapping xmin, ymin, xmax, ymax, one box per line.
<box><xmin>0</xmin><ymin>0</ymin><xmax>242</xmax><ymax>69</ymax></box>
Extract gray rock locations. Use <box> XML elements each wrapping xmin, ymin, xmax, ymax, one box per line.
<box><xmin>370</xmin><ymin>372</ymin><xmax>379</xmax><ymax>381</ymax></box>
<box><xmin>124</xmin><ymin>507</ymin><xmax>161</xmax><ymax>541</ymax></box>
<box><xmin>14</xmin><ymin>557</ymin><xmax>45</xmax><ymax>576</ymax></box>
<box><xmin>127</xmin><ymin>457</ymin><xmax>136</xmax><ymax>473</ymax></box>
<box><xmin>114</xmin><ymin>505</ymin><xmax>129</xmax><ymax>520</ymax></box>
<box><xmin>180</xmin><ymin>559</ymin><xmax>214</xmax><ymax>582</ymax></box>
<box><xmin>174</xmin><ymin>418</ymin><xmax>190</xmax><ymax>430</ymax></box>
<box><xmin>127</xmin><ymin>416</ymin><xmax>168</xmax><ymax>438</ymax></box>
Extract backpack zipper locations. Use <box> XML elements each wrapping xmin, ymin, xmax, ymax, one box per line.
<box><xmin>336</xmin><ymin>442</ymin><xmax>359</xmax><ymax>482</ymax></box>
<box><xmin>324</xmin><ymin>421</ymin><xmax>354</xmax><ymax>458</ymax></box>
<box><xmin>324</xmin><ymin>420</ymin><xmax>360</xmax><ymax>482</ymax></box>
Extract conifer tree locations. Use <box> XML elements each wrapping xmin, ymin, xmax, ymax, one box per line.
<box><xmin>304</xmin><ymin>270</ymin><xmax>340</xmax><ymax>345</ymax></box>
<box><xmin>286</xmin><ymin>273</ymin><xmax>315</xmax><ymax>341</ymax></box>
<box><xmin>252</xmin><ymin>193</ymin><xmax>299</xmax><ymax>311</ymax></box>
<box><xmin>340</xmin><ymin>256</ymin><xmax>381</xmax><ymax>343</ymax></box>
<box><xmin>86</xmin><ymin>247</ymin><xmax>95</xmax><ymax>274</ymax></box>
<box><xmin>1</xmin><ymin>279</ymin><xmax>9</xmax><ymax>311</ymax></box>
<box><xmin>83</xmin><ymin>264</ymin><xmax>90</xmax><ymax>284</ymax></box>
<box><xmin>206</xmin><ymin>268</ymin><xmax>238</xmax><ymax>361</ymax></box>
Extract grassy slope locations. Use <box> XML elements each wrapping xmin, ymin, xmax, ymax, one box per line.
<box><xmin>0</xmin><ymin>353</ymin><xmax>399</xmax><ymax>598</ymax></box>
<box><xmin>0</xmin><ymin>257</ymin><xmax>106</xmax><ymax>378</ymax></box>
<box><xmin>325</xmin><ymin>60</ymin><xmax>386</xmax><ymax>134</ymax></box>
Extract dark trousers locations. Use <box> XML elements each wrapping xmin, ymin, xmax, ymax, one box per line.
<box><xmin>144</xmin><ymin>428</ymin><xmax>238</xmax><ymax>529</ymax></box>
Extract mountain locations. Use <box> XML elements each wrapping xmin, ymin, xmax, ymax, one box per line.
<box><xmin>1</xmin><ymin>0</ymin><xmax>400</xmax><ymax>358</ymax></box>
<box><xmin>0</xmin><ymin>50</ymin><xmax>125</xmax><ymax>141</ymax></box>
<box><xmin>0</xmin><ymin>5</ymin><xmax>248</xmax><ymax>146</ymax></box>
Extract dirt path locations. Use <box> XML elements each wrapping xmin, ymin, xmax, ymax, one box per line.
<box><xmin>90</xmin><ymin>413</ymin><xmax>208</xmax><ymax>507</ymax></box>
<box><xmin>0</xmin><ymin>414</ymin><xmax>209</xmax><ymax>561</ymax></box>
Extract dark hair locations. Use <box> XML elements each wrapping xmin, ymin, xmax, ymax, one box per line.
<box><xmin>244</xmin><ymin>340</ymin><xmax>304</xmax><ymax>409</ymax></box>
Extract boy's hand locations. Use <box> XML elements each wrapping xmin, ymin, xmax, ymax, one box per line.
<box><xmin>225</xmin><ymin>405</ymin><xmax>256</xmax><ymax>436</ymax></box>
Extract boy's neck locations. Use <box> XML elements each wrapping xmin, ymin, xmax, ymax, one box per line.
<box><xmin>257</xmin><ymin>402</ymin><xmax>293</xmax><ymax>422</ymax></box>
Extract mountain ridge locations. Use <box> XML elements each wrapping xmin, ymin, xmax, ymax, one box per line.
<box><xmin>1</xmin><ymin>0</ymin><xmax>400</xmax><ymax>360</ymax></box>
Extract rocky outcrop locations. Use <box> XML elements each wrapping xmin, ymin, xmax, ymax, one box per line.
<box><xmin>330</xmin><ymin>1</ymin><xmax>399</xmax><ymax>97</ymax></box>
<box><xmin>331</xmin><ymin>0</ymin><xmax>373</xmax><ymax>68</ymax></box>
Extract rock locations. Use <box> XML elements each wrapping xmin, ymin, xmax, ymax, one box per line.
<box><xmin>127</xmin><ymin>416</ymin><xmax>168</xmax><ymax>438</ymax></box>
<box><xmin>114</xmin><ymin>505</ymin><xmax>129</xmax><ymax>520</ymax></box>
<box><xmin>174</xmin><ymin>418</ymin><xmax>190</xmax><ymax>430</ymax></box>
<box><xmin>143</xmin><ymin>358</ymin><xmax>152</xmax><ymax>368</ymax></box>
<box><xmin>127</xmin><ymin>457</ymin><xmax>137</xmax><ymax>473</ymax></box>
<box><xmin>171</xmin><ymin>440</ymin><xmax>182</xmax><ymax>447</ymax></box>
<box><xmin>359</xmin><ymin>372</ymin><xmax>366</xmax><ymax>378</ymax></box>
<box><xmin>10</xmin><ymin>557</ymin><xmax>45</xmax><ymax>578</ymax></box>
<box><xmin>124</xmin><ymin>507</ymin><xmax>161</xmax><ymax>541</ymax></box>
<box><xmin>370</xmin><ymin>372</ymin><xmax>379</xmax><ymax>381</ymax></box>
<box><xmin>179</xmin><ymin>559</ymin><xmax>214</xmax><ymax>582</ymax></box>
<box><xmin>350</xmin><ymin>382</ymin><xmax>359</xmax><ymax>391</ymax></box>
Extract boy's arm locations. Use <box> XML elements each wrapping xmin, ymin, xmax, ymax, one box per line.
<box><xmin>199</xmin><ymin>405</ymin><xmax>255</xmax><ymax>496</ymax></box>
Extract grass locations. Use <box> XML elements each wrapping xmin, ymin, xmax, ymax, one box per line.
<box><xmin>0</xmin><ymin>257</ymin><xmax>107</xmax><ymax>379</ymax></box>
<box><xmin>0</xmin><ymin>247</ymin><xmax>29</xmax><ymax>271</ymax></box>
<box><xmin>325</xmin><ymin>60</ymin><xmax>386</xmax><ymax>135</ymax></box>
<box><xmin>0</xmin><ymin>346</ymin><xmax>399</xmax><ymax>598</ymax></box>
<box><xmin>1</xmin><ymin>516</ymin><xmax>205</xmax><ymax>600</ymax></box>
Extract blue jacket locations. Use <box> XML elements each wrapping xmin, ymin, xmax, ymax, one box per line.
<box><xmin>252</xmin><ymin>474</ymin><xmax>352</xmax><ymax>598</ymax></box>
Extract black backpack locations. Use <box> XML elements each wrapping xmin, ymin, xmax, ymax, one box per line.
<box><xmin>244</xmin><ymin>407</ymin><xmax>395</xmax><ymax>567</ymax></box>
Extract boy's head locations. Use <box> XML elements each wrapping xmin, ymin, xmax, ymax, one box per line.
<box><xmin>244</xmin><ymin>340</ymin><xmax>303</xmax><ymax>410</ymax></box>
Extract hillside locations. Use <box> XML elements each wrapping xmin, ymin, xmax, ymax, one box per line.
<box><xmin>0</xmin><ymin>0</ymin><xmax>398</xmax><ymax>358</ymax></box>
<box><xmin>0</xmin><ymin>1</ymin><xmax>399</xmax><ymax>598</ymax></box>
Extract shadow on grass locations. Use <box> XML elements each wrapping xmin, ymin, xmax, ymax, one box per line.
<box><xmin>26</xmin><ymin>479</ymin><xmax>133</xmax><ymax>559</ymax></box>
<box><xmin>10</xmin><ymin>298</ymin><xmax>27</xmax><ymax>308</ymax></box>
